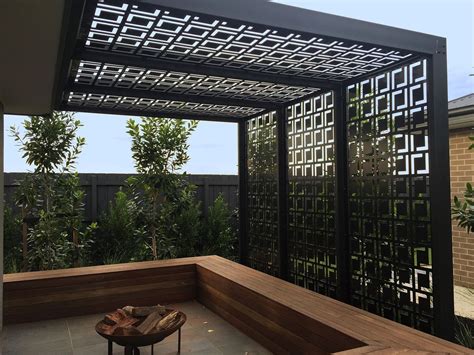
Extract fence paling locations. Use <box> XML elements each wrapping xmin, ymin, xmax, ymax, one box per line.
<box><xmin>4</xmin><ymin>173</ymin><xmax>239</xmax><ymax>224</ymax></box>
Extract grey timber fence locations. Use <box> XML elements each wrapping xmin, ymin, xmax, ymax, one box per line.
<box><xmin>4</xmin><ymin>173</ymin><xmax>238</xmax><ymax>223</ymax></box>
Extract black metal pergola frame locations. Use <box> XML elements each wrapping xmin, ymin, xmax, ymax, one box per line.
<box><xmin>54</xmin><ymin>0</ymin><xmax>453</xmax><ymax>340</ymax></box>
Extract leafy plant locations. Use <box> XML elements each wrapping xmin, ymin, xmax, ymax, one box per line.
<box><xmin>453</xmin><ymin>182</ymin><xmax>474</xmax><ymax>233</ymax></box>
<box><xmin>126</xmin><ymin>117</ymin><xmax>198</xmax><ymax>260</ymax></box>
<box><xmin>452</xmin><ymin>136</ymin><xmax>474</xmax><ymax>233</ymax></box>
<box><xmin>27</xmin><ymin>210</ymin><xmax>70</xmax><ymax>270</ymax></box>
<box><xmin>455</xmin><ymin>316</ymin><xmax>474</xmax><ymax>349</ymax></box>
<box><xmin>166</xmin><ymin>183</ymin><xmax>202</xmax><ymax>258</ymax></box>
<box><xmin>102</xmin><ymin>249</ymin><xmax>134</xmax><ymax>266</ymax></box>
<box><xmin>57</xmin><ymin>173</ymin><xmax>97</xmax><ymax>266</ymax></box>
<box><xmin>3</xmin><ymin>205</ymin><xmax>22</xmax><ymax>273</ymax></box>
<box><xmin>201</xmin><ymin>194</ymin><xmax>237</xmax><ymax>258</ymax></box>
<box><xmin>93</xmin><ymin>189</ymin><xmax>145</xmax><ymax>264</ymax></box>
<box><xmin>9</xmin><ymin>112</ymin><xmax>94</xmax><ymax>270</ymax></box>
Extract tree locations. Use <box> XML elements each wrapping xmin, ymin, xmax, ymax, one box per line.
<box><xmin>452</xmin><ymin>136</ymin><xmax>474</xmax><ymax>233</ymax></box>
<box><xmin>126</xmin><ymin>117</ymin><xmax>198</xmax><ymax>259</ymax></box>
<box><xmin>10</xmin><ymin>112</ymin><xmax>95</xmax><ymax>270</ymax></box>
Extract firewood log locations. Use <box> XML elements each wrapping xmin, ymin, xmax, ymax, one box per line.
<box><xmin>101</xmin><ymin>310</ymin><xmax>139</xmax><ymax>335</ymax></box>
<box><xmin>122</xmin><ymin>305</ymin><xmax>166</xmax><ymax>317</ymax></box>
<box><xmin>155</xmin><ymin>310</ymin><xmax>180</xmax><ymax>331</ymax></box>
<box><xmin>136</xmin><ymin>310</ymin><xmax>163</xmax><ymax>334</ymax></box>
<box><xmin>104</xmin><ymin>309</ymin><xmax>129</xmax><ymax>325</ymax></box>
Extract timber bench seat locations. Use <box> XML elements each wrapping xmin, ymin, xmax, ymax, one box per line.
<box><xmin>3</xmin><ymin>256</ymin><xmax>468</xmax><ymax>354</ymax></box>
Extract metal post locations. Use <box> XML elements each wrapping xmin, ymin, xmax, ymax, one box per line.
<box><xmin>178</xmin><ymin>327</ymin><xmax>181</xmax><ymax>353</ymax></box>
<box><xmin>0</xmin><ymin>101</ymin><xmax>4</xmax><ymax>333</ymax></box>
<box><xmin>238</xmin><ymin>120</ymin><xmax>248</xmax><ymax>265</ymax></box>
<box><xmin>334</xmin><ymin>88</ymin><xmax>350</xmax><ymax>303</ymax></box>
<box><xmin>428</xmin><ymin>40</ymin><xmax>454</xmax><ymax>341</ymax></box>
<box><xmin>276</xmin><ymin>107</ymin><xmax>289</xmax><ymax>280</ymax></box>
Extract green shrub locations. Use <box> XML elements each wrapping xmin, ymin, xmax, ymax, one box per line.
<box><xmin>453</xmin><ymin>182</ymin><xmax>474</xmax><ymax>233</ymax></box>
<box><xmin>4</xmin><ymin>205</ymin><xmax>22</xmax><ymax>273</ymax></box>
<box><xmin>27</xmin><ymin>210</ymin><xmax>71</xmax><ymax>270</ymax></box>
<box><xmin>93</xmin><ymin>190</ymin><xmax>145</xmax><ymax>264</ymax></box>
<box><xmin>453</xmin><ymin>136</ymin><xmax>474</xmax><ymax>233</ymax></box>
<box><xmin>201</xmin><ymin>194</ymin><xmax>237</xmax><ymax>259</ymax></box>
<box><xmin>455</xmin><ymin>315</ymin><xmax>474</xmax><ymax>349</ymax></box>
<box><xmin>166</xmin><ymin>183</ymin><xmax>202</xmax><ymax>258</ymax></box>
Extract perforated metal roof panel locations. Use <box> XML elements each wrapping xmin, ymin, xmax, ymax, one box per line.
<box><xmin>53</xmin><ymin>0</ymin><xmax>443</xmax><ymax>121</ymax></box>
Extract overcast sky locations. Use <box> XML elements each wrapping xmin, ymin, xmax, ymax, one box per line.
<box><xmin>4</xmin><ymin>0</ymin><xmax>473</xmax><ymax>174</ymax></box>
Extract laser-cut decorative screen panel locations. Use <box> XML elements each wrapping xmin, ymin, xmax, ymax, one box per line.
<box><xmin>287</xmin><ymin>92</ymin><xmax>337</xmax><ymax>298</ymax></box>
<box><xmin>81</xmin><ymin>0</ymin><xmax>413</xmax><ymax>82</ymax></box>
<box><xmin>72</xmin><ymin>60</ymin><xmax>319</xmax><ymax>103</ymax></box>
<box><xmin>246</xmin><ymin>112</ymin><xmax>279</xmax><ymax>276</ymax></box>
<box><xmin>346</xmin><ymin>59</ymin><xmax>434</xmax><ymax>333</ymax></box>
<box><xmin>65</xmin><ymin>91</ymin><xmax>263</xmax><ymax>118</ymax></box>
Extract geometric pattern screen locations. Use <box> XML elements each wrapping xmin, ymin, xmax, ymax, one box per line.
<box><xmin>246</xmin><ymin>112</ymin><xmax>279</xmax><ymax>276</ymax></box>
<box><xmin>287</xmin><ymin>92</ymin><xmax>337</xmax><ymax>298</ymax></box>
<box><xmin>72</xmin><ymin>61</ymin><xmax>319</xmax><ymax>104</ymax></box>
<box><xmin>66</xmin><ymin>91</ymin><xmax>263</xmax><ymax>118</ymax></box>
<box><xmin>83</xmin><ymin>1</ymin><xmax>412</xmax><ymax>82</ymax></box>
<box><xmin>244</xmin><ymin>59</ymin><xmax>435</xmax><ymax>335</ymax></box>
<box><xmin>346</xmin><ymin>59</ymin><xmax>433</xmax><ymax>333</ymax></box>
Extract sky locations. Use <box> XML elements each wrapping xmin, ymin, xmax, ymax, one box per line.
<box><xmin>4</xmin><ymin>0</ymin><xmax>473</xmax><ymax>174</ymax></box>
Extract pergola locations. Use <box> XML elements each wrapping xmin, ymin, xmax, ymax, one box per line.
<box><xmin>0</xmin><ymin>0</ymin><xmax>453</xmax><ymax>341</ymax></box>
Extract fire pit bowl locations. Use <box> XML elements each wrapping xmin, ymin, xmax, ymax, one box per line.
<box><xmin>95</xmin><ymin>308</ymin><xmax>186</xmax><ymax>354</ymax></box>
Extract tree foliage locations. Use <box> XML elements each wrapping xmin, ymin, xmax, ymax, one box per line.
<box><xmin>9</xmin><ymin>112</ymin><xmax>96</xmax><ymax>271</ymax></box>
<box><xmin>93</xmin><ymin>189</ymin><xmax>146</xmax><ymax>264</ymax></box>
<box><xmin>453</xmin><ymin>182</ymin><xmax>474</xmax><ymax>233</ymax></box>
<box><xmin>5</xmin><ymin>113</ymin><xmax>237</xmax><ymax>271</ymax></box>
<box><xmin>11</xmin><ymin>112</ymin><xmax>84</xmax><ymax>174</ymax></box>
<box><xmin>452</xmin><ymin>136</ymin><xmax>474</xmax><ymax>233</ymax></box>
<box><xmin>200</xmin><ymin>194</ymin><xmax>237</xmax><ymax>258</ymax></box>
<box><xmin>3</xmin><ymin>205</ymin><xmax>22</xmax><ymax>273</ymax></box>
<box><xmin>126</xmin><ymin>117</ymin><xmax>198</xmax><ymax>259</ymax></box>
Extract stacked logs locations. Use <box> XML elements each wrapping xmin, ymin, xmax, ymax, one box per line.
<box><xmin>100</xmin><ymin>305</ymin><xmax>182</xmax><ymax>336</ymax></box>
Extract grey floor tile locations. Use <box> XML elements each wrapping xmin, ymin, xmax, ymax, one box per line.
<box><xmin>4</xmin><ymin>349</ymin><xmax>73</xmax><ymax>355</ymax></box>
<box><xmin>73</xmin><ymin>342</ymin><xmax>124</xmax><ymax>355</ymax></box>
<box><xmin>70</xmin><ymin>332</ymin><xmax>108</xmax><ymax>349</ymax></box>
<box><xmin>4</xmin><ymin>318</ymin><xmax>69</xmax><ymax>342</ymax></box>
<box><xmin>3</xmin><ymin>318</ymin><xmax>72</xmax><ymax>354</ymax></box>
<box><xmin>3</xmin><ymin>338</ymin><xmax>73</xmax><ymax>355</ymax></box>
<box><xmin>4</xmin><ymin>302</ymin><xmax>272</xmax><ymax>355</ymax></box>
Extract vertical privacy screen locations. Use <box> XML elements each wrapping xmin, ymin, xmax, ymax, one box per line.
<box><xmin>287</xmin><ymin>92</ymin><xmax>337</xmax><ymax>298</ymax></box>
<box><xmin>347</xmin><ymin>59</ymin><xmax>433</xmax><ymax>332</ymax></box>
<box><xmin>245</xmin><ymin>59</ymin><xmax>434</xmax><ymax>333</ymax></box>
<box><xmin>246</xmin><ymin>113</ymin><xmax>279</xmax><ymax>276</ymax></box>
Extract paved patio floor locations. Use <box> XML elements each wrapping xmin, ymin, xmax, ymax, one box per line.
<box><xmin>454</xmin><ymin>285</ymin><xmax>474</xmax><ymax>319</ymax></box>
<box><xmin>2</xmin><ymin>301</ymin><xmax>271</xmax><ymax>355</ymax></box>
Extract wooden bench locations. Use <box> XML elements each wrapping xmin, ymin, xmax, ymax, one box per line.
<box><xmin>3</xmin><ymin>257</ymin><xmax>201</xmax><ymax>323</ymax></box>
<box><xmin>3</xmin><ymin>255</ymin><xmax>468</xmax><ymax>354</ymax></box>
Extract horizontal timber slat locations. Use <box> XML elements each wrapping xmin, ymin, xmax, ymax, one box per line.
<box><xmin>3</xmin><ymin>257</ymin><xmax>201</xmax><ymax>324</ymax></box>
<box><xmin>3</xmin><ymin>256</ymin><xmax>468</xmax><ymax>354</ymax></box>
<box><xmin>195</xmin><ymin>257</ymin><xmax>468</xmax><ymax>354</ymax></box>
